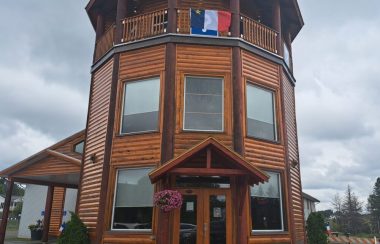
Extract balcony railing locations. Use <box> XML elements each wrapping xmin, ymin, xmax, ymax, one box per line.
<box><xmin>91</xmin><ymin>9</ymin><xmax>281</xmax><ymax>61</ymax></box>
<box><xmin>121</xmin><ymin>9</ymin><xmax>168</xmax><ymax>43</ymax></box>
<box><xmin>94</xmin><ymin>25</ymin><xmax>115</xmax><ymax>61</ymax></box>
<box><xmin>241</xmin><ymin>15</ymin><xmax>278</xmax><ymax>54</ymax></box>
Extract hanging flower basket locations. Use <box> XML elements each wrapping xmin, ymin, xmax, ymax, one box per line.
<box><xmin>154</xmin><ymin>190</ymin><xmax>183</xmax><ymax>213</ymax></box>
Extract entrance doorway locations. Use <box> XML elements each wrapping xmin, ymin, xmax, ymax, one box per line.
<box><xmin>173</xmin><ymin>188</ymin><xmax>232</xmax><ymax>244</ymax></box>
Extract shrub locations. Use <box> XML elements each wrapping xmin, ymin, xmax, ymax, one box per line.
<box><xmin>58</xmin><ymin>212</ymin><xmax>90</xmax><ymax>244</ymax></box>
<box><xmin>306</xmin><ymin>212</ymin><xmax>328</xmax><ymax>244</ymax></box>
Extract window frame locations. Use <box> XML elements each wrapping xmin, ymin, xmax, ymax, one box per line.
<box><xmin>182</xmin><ymin>75</ymin><xmax>225</xmax><ymax>132</ymax></box>
<box><xmin>245</xmin><ymin>82</ymin><xmax>278</xmax><ymax>142</ymax></box>
<box><xmin>73</xmin><ymin>140</ymin><xmax>85</xmax><ymax>155</ymax></box>
<box><xmin>119</xmin><ymin>77</ymin><xmax>161</xmax><ymax>135</ymax></box>
<box><xmin>110</xmin><ymin>167</ymin><xmax>155</xmax><ymax>232</ymax></box>
<box><xmin>250</xmin><ymin>171</ymin><xmax>285</xmax><ymax>233</ymax></box>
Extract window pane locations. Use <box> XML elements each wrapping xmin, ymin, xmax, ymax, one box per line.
<box><xmin>250</xmin><ymin>172</ymin><xmax>283</xmax><ymax>231</ymax></box>
<box><xmin>246</xmin><ymin>85</ymin><xmax>276</xmax><ymax>141</ymax></box>
<box><xmin>74</xmin><ymin>141</ymin><xmax>84</xmax><ymax>154</ymax></box>
<box><xmin>184</xmin><ymin>113</ymin><xmax>223</xmax><ymax>131</ymax></box>
<box><xmin>184</xmin><ymin>77</ymin><xmax>223</xmax><ymax>131</ymax></box>
<box><xmin>113</xmin><ymin>168</ymin><xmax>154</xmax><ymax>230</ymax></box>
<box><xmin>122</xmin><ymin>78</ymin><xmax>160</xmax><ymax>133</ymax></box>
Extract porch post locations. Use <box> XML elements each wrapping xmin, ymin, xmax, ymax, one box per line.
<box><xmin>0</xmin><ymin>179</ymin><xmax>14</xmax><ymax>244</ymax></box>
<box><xmin>42</xmin><ymin>186</ymin><xmax>54</xmax><ymax>244</ymax></box>
<box><xmin>273</xmin><ymin>0</ymin><xmax>282</xmax><ymax>55</ymax></box>
<box><xmin>230</xmin><ymin>0</ymin><xmax>240</xmax><ymax>37</ymax></box>
<box><xmin>167</xmin><ymin>0</ymin><xmax>177</xmax><ymax>33</ymax></box>
<box><xmin>115</xmin><ymin>0</ymin><xmax>128</xmax><ymax>44</ymax></box>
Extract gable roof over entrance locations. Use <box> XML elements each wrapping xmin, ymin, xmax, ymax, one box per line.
<box><xmin>149</xmin><ymin>137</ymin><xmax>269</xmax><ymax>185</ymax></box>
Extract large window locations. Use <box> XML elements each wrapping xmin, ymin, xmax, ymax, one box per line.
<box><xmin>184</xmin><ymin>76</ymin><xmax>223</xmax><ymax>131</ymax></box>
<box><xmin>246</xmin><ymin>84</ymin><xmax>277</xmax><ymax>141</ymax></box>
<box><xmin>250</xmin><ymin>172</ymin><xmax>284</xmax><ymax>231</ymax></box>
<box><xmin>121</xmin><ymin>78</ymin><xmax>160</xmax><ymax>134</ymax></box>
<box><xmin>112</xmin><ymin>168</ymin><xmax>154</xmax><ymax>231</ymax></box>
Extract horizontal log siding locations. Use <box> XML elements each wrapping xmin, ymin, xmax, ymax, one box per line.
<box><xmin>49</xmin><ymin>187</ymin><xmax>65</xmax><ymax>237</ymax></box>
<box><xmin>242</xmin><ymin>51</ymin><xmax>280</xmax><ymax>88</ymax></box>
<box><xmin>175</xmin><ymin>45</ymin><xmax>233</xmax><ymax>156</ymax></box>
<box><xmin>119</xmin><ymin>45</ymin><xmax>166</xmax><ymax>80</ymax></box>
<box><xmin>53</xmin><ymin>134</ymin><xmax>85</xmax><ymax>160</ymax></box>
<box><xmin>13</xmin><ymin>156</ymin><xmax>80</xmax><ymax>177</ymax></box>
<box><xmin>242</xmin><ymin>51</ymin><xmax>285</xmax><ymax>169</ymax></box>
<box><xmin>112</xmin><ymin>46</ymin><xmax>166</xmax><ymax>167</ymax></box>
<box><xmin>179</xmin><ymin>0</ymin><xmax>229</xmax><ymax>10</ymax></box>
<box><xmin>283</xmin><ymin>73</ymin><xmax>305</xmax><ymax>242</ymax></box>
<box><xmin>78</xmin><ymin>59</ymin><xmax>114</xmax><ymax>230</ymax></box>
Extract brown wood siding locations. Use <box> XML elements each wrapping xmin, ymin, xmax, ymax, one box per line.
<box><xmin>78</xmin><ymin>59</ymin><xmax>114</xmax><ymax>230</ymax></box>
<box><xmin>12</xmin><ymin>156</ymin><xmax>80</xmax><ymax>177</ymax></box>
<box><xmin>242</xmin><ymin>51</ymin><xmax>280</xmax><ymax>89</ymax></box>
<box><xmin>179</xmin><ymin>0</ymin><xmax>229</xmax><ymax>10</ymax></box>
<box><xmin>112</xmin><ymin>45</ymin><xmax>166</xmax><ymax>167</ymax></box>
<box><xmin>174</xmin><ymin>45</ymin><xmax>233</xmax><ymax>156</ymax></box>
<box><xmin>53</xmin><ymin>134</ymin><xmax>85</xmax><ymax>160</ymax></box>
<box><xmin>244</xmin><ymin>138</ymin><xmax>285</xmax><ymax>169</ymax></box>
<box><xmin>139</xmin><ymin>0</ymin><xmax>167</xmax><ymax>13</ymax></box>
<box><xmin>119</xmin><ymin>45</ymin><xmax>166</xmax><ymax>81</ymax></box>
<box><xmin>49</xmin><ymin>187</ymin><xmax>65</xmax><ymax>237</ymax></box>
<box><xmin>111</xmin><ymin>134</ymin><xmax>161</xmax><ymax>166</ymax></box>
<box><xmin>283</xmin><ymin>73</ymin><xmax>305</xmax><ymax>242</ymax></box>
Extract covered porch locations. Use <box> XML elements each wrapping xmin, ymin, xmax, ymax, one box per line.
<box><xmin>0</xmin><ymin>131</ymin><xmax>84</xmax><ymax>244</ymax></box>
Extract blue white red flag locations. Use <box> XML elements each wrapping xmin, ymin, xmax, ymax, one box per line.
<box><xmin>190</xmin><ymin>9</ymin><xmax>231</xmax><ymax>36</ymax></box>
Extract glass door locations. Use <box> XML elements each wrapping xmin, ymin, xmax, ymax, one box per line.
<box><xmin>173</xmin><ymin>189</ymin><xmax>231</xmax><ymax>244</ymax></box>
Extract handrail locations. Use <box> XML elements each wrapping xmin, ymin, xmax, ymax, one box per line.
<box><xmin>121</xmin><ymin>9</ymin><xmax>168</xmax><ymax>43</ymax></box>
<box><xmin>240</xmin><ymin>15</ymin><xmax>278</xmax><ymax>54</ymax></box>
<box><xmin>94</xmin><ymin>24</ymin><xmax>115</xmax><ymax>62</ymax></box>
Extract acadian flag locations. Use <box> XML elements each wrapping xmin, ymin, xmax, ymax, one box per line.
<box><xmin>190</xmin><ymin>9</ymin><xmax>231</xmax><ymax>36</ymax></box>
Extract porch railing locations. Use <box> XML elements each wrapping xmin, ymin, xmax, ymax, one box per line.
<box><xmin>241</xmin><ymin>15</ymin><xmax>278</xmax><ymax>54</ymax></box>
<box><xmin>121</xmin><ymin>9</ymin><xmax>168</xmax><ymax>43</ymax></box>
<box><xmin>94</xmin><ymin>25</ymin><xmax>115</xmax><ymax>61</ymax></box>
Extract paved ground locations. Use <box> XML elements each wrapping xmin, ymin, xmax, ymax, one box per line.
<box><xmin>4</xmin><ymin>225</ymin><xmax>57</xmax><ymax>244</ymax></box>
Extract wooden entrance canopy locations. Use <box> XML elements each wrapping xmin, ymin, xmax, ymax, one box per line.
<box><xmin>0</xmin><ymin>130</ymin><xmax>84</xmax><ymax>244</ymax></box>
<box><xmin>149</xmin><ymin>137</ymin><xmax>269</xmax><ymax>185</ymax></box>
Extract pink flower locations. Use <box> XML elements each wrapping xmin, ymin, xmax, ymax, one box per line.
<box><xmin>153</xmin><ymin>190</ymin><xmax>183</xmax><ymax>212</ymax></box>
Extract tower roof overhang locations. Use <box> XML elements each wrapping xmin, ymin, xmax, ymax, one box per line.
<box><xmin>149</xmin><ymin>137</ymin><xmax>269</xmax><ymax>185</ymax></box>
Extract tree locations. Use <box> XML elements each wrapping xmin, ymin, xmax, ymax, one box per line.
<box><xmin>331</xmin><ymin>193</ymin><xmax>343</xmax><ymax>232</ymax></box>
<box><xmin>341</xmin><ymin>185</ymin><xmax>363</xmax><ymax>234</ymax></box>
<box><xmin>306</xmin><ymin>212</ymin><xmax>328</xmax><ymax>244</ymax></box>
<box><xmin>368</xmin><ymin>177</ymin><xmax>380</xmax><ymax>234</ymax></box>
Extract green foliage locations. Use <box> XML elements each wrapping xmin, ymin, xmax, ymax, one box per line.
<box><xmin>58</xmin><ymin>212</ymin><xmax>90</xmax><ymax>244</ymax></box>
<box><xmin>11</xmin><ymin>202</ymin><xmax>23</xmax><ymax>218</ymax></box>
<box><xmin>306</xmin><ymin>212</ymin><xmax>328</xmax><ymax>244</ymax></box>
<box><xmin>368</xmin><ymin>177</ymin><xmax>380</xmax><ymax>234</ymax></box>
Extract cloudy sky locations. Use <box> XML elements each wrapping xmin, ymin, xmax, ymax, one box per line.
<box><xmin>0</xmin><ymin>1</ymin><xmax>379</xmax><ymax>210</ymax></box>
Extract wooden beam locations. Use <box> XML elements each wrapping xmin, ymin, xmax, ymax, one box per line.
<box><xmin>42</xmin><ymin>186</ymin><xmax>54</xmax><ymax>243</ymax></box>
<box><xmin>0</xmin><ymin>179</ymin><xmax>14</xmax><ymax>244</ymax></box>
<box><xmin>170</xmin><ymin>168</ymin><xmax>247</xmax><ymax>176</ymax></box>
<box><xmin>230</xmin><ymin>0</ymin><xmax>240</xmax><ymax>37</ymax></box>
<box><xmin>232</xmin><ymin>47</ymin><xmax>244</xmax><ymax>155</ymax></box>
<box><xmin>115</xmin><ymin>0</ymin><xmax>128</xmax><ymax>44</ymax></box>
<box><xmin>167</xmin><ymin>0</ymin><xmax>177</xmax><ymax>33</ymax></box>
<box><xmin>12</xmin><ymin>177</ymin><xmax>78</xmax><ymax>189</ymax></box>
<box><xmin>273</xmin><ymin>0</ymin><xmax>282</xmax><ymax>56</ymax></box>
<box><xmin>45</xmin><ymin>149</ymin><xmax>81</xmax><ymax>166</ymax></box>
<box><xmin>206</xmin><ymin>148</ymin><xmax>211</xmax><ymax>169</ymax></box>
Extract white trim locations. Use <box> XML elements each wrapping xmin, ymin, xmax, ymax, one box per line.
<box><xmin>119</xmin><ymin>77</ymin><xmax>161</xmax><ymax>135</ymax></box>
<box><xmin>110</xmin><ymin>167</ymin><xmax>154</xmax><ymax>232</ymax></box>
<box><xmin>183</xmin><ymin>76</ymin><xmax>224</xmax><ymax>132</ymax></box>
<box><xmin>246</xmin><ymin>84</ymin><xmax>278</xmax><ymax>141</ymax></box>
<box><xmin>251</xmin><ymin>172</ymin><xmax>284</xmax><ymax>232</ymax></box>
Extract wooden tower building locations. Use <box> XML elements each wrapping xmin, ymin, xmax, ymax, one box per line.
<box><xmin>78</xmin><ymin>0</ymin><xmax>305</xmax><ymax>243</ymax></box>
